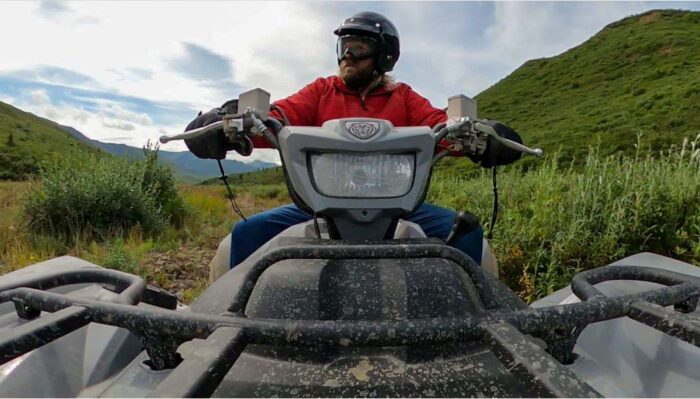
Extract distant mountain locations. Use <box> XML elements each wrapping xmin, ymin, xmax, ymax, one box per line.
<box><xmin>0</xmin><ymin>101</ymin><xmax>276</xmax><ymax>182</ymax></box>
<box><xmin>60</xmin><ymin>125</ymin><xmax>277</xmax><ymax>182</ymax></box>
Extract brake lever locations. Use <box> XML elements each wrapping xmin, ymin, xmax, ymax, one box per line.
<box><xmin>474</xmin><ymin>122</ymin><xmax>544</xmax><ymax>157</ymax></box>
<box><xmin>159</xmin><ymin>120</ymin><xmax>225</xmax><ymax>144</ymax></box>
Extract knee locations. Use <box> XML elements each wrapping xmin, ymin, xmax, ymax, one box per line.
<box><xmin>457</xmin><ymin>225</ymin><xmax>484</xmax><ymax>265</ymax></box>
<box><xmin>230</xmin><ymin>215</ymin><xmax>268</xmax><ymax>268</ymax></box>
<box><xmin>231</xmin><ymin>213</ymin><xmax>265</xmax><ymax>240</ymax></box>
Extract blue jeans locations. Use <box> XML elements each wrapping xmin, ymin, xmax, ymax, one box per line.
<box><xmin>230</xmin><ymin>203</ymin><xmax>483</xmax><ymax>267</ymax></box>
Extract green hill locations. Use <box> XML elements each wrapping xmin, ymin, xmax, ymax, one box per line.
<box><xmin>0</xmin><ymin>102</ymin><xmax>103</xmax><ymax>179</ymax></box>
<box><xmin>475</xmin><ymin>9</ymin><xmax>700</xmax><ymax>163</ymax></box>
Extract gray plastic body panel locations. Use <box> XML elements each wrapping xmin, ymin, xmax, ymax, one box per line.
<box><xmin>532</xmin><ymin>252</ymin><xmax>700</xmax><ymax>397</ymax></box>
<box><xmin>0</xmin><ymin>257</ymin><xmax>144</xmax><ymax>397</ymax></box>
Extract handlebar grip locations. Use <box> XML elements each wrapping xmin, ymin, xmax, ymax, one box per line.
<box><xmin>159</xmin><ymin>121</ymin><xmax>225</xmax><ymax>144</ymax></box>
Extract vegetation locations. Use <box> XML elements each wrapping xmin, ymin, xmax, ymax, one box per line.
<box><xmin>22</xmin><ymin>148</ymin><xmax>187</xmax><ymax>243</ymax></box>
<box><xmin>0</xmin><ymin>158</ymin><xmax>289</xmax><ymax>303</ymax></box>
<box><xmin>429</xmin><ymin>135</ymin><xmax>700</xmax><ymax>301</ymax></box>
<box><xmin>0</xmin><ymin>102</ymin><xmax>103</xmax><ymax>180</ymax></box>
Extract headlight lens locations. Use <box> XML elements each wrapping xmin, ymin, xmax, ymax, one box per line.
<box><xmin>309</xmin><ymin>153</ymin><xmax>415</xmax><ymax>198</ymax></box>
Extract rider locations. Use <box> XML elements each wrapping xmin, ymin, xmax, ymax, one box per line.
<box><xmin>185</xmin><ymin>11</ymin><xmax>522</xmax><ymax>270</ymax></box>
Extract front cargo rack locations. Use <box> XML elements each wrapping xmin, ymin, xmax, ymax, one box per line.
<box><xmin>1</xmin><ymin>243</ymin><xmax>699</xmax><ymax>397</ymax></box>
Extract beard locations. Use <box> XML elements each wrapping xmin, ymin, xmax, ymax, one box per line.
<box><xmin>340</xmin><ymin>63</ymin><xmax>376</xmax><ymax>90</ymax></box>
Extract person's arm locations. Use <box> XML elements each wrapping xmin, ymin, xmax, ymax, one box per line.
<box><xmin>402</xmin><ymin>85</ymin><xmax>466</xmax><ymax>155</ymax></box>
<box><xmin>250</xmin><ymin>78</ymin><xmax>325</xmax><ymax>148</ymax></box>
<box><xmin>404</xmin><ymin>85</ymin><xmax>447</xmax><ymax>128</ymax></box>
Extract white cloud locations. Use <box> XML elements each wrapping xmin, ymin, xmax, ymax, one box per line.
<box><xmin>29</xmin><ymin>89</ymin><xmax>50</xmax><ymax>106</ymax></box>
<box><xmin>0</xmin><ymin>2</ymin><xmax>340</xmax><ymax>111</ymax></box>
<box><xmin>36</xmin><ymin>0</ymin><xmax>98</xmax><ymax>25</ymax></box>
<box><xmin>36</xmin><ymin>0</ymin><xmax>71</xmax><ymax>18</ymax></box>
<box><xmin>100</xmin><ymin>103</ymin><xmax>153</xmax><ymax>126</ymax></box>
<box><xmin>103</xmin><ymin>120</ymin><xmax>136</xmax><ymax>131</ymax></box>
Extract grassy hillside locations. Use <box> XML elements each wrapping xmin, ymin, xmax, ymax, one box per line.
<box><xmin>474</xmin><ymin>9</ymin><xmax>700</xmax><ymax>165</ymax></box>
<box><xmin>0</xmin><ymin>102</ymin><xmax>103</xmax><ymax>179</ymax></box>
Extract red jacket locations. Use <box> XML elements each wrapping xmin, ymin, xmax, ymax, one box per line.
<box><xmin>251</xmin><ymin>76</ymin><xmax>447</xmax><ymax>148</ymax></box>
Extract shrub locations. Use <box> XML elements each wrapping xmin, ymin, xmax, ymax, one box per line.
<box><xmin>22</xmin><ymin>147</ymin><xmax>187</xmax><ymax>243</ymax></box>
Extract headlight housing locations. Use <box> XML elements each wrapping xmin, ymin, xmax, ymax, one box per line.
<box><xmin>309</xmin><ymin>153</ymin><xmax>415</xmax><ymax>198</ymax></box>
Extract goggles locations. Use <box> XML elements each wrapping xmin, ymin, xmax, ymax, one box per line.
<box><xmin>336</xmin><ymin>35</ymin><xmax>378</xmax><ymax>61</ymax></box>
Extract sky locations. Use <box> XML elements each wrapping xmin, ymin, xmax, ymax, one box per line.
<box><xmin>1</xmin><ymin>1</ymin><xmax>699</xmax><ymax>165</ymax></box>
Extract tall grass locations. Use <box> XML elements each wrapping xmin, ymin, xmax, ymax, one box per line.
<box><xmin>429</xmin><ymin>135</ymin><xmax>700</xmax><ymax>301</ymax></box>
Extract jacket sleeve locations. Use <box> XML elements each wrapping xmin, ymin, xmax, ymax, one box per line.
<box><xmin>404</xmin><ymin>85</ymin><xmax>447</xmax><ymax>128</ymax></box>
<box><xmin>250</xmin><ymin>78</ymin><xmax>324</xmax><ymax>148</ymax></box>
<box><xmin>402</xmin><ymin>85</ymin><xmax>464</xmax><ymax>156</ymax></box>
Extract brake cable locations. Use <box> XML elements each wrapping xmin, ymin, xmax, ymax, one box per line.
<box><xmin>487</xmin><ymin>166</ymin><xmax>498</xmax><ymax>240</ymax></box>
<box><xmin>216</xmin><ymin>159</ymin><xmax>247</xmax><ymax>222</ymax></box>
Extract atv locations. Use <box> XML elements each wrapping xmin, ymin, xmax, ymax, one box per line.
<box><xmin>0</xmin><ymin>89</ymin><xmax>698</xmax><ymax>397</ymax></box>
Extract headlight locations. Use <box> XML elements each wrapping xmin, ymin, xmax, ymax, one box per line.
<box><xmin>309</xmin><ymin>153</ymin><xmax>415</xmax><ymax>198</ymax></box>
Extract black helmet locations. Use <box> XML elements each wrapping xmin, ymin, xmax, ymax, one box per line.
<box><xmin>333</xmin><ymin>11</ymin><xmax>400</xmax><ymax>73</ymax></box>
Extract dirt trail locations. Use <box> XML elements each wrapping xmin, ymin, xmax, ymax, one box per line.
<box><xmin>144</xmin><ymin>244</ymin><xmax>214</xmax><ymax>300</ymax></box>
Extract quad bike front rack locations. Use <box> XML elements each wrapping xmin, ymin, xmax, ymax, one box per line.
<box><xmin>1</xmin><ymin>241</ymin><xmax>699</xmax><ymax>398</ymax></box>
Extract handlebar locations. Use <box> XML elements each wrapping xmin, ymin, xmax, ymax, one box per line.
<box><xmin>159</xmin><ymin>109</ymin><xmax>543</xmax><ymax>160</ymax></box>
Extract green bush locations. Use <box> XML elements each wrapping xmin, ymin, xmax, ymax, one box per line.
<box><xmin>429</xmin><ymin>135</ymin><xmax>700</xmax><ymax>302</ymax></box>
<box><xmin>0</xmin><ymin>150</ymin><xmax>39</xmax><ymax>180</ymax></box>
<box><xmin>22</xmin><ymin>147</ymin><xmax>187</xmax><ymax>243</ymax></box>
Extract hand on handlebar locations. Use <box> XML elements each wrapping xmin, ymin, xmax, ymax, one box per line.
<box><xmin>183</xmin><ymin>107</ymin><xmax>253</xmax><ymax>160</ymax></box>
<box><xmin>472</xmin><ymin>120</ymin><xmax>524</xmax><ymax>168</ymax></box>
<box><xmin>442</xmin><ymin>117</ymin><xmax>539</xmax><ymax>168</ymax></box>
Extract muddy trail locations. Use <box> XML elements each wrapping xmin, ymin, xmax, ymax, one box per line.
<box><xmin>143</xmin><ymin>244</ymin><xmax>214</xmax><ymax>301</ymax></box>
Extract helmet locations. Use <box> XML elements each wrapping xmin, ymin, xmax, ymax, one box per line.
<box><xmin>334</xmin><ymin>11</ymin><xmax>400</xmax><ymax>73</ymax></box>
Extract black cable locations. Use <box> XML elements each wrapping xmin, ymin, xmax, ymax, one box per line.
<box><xmin>216</xmin><ymin>159</ymin><xmax>247</xmax><ymax>222</ymax></box>
<box><xmin>487</xmin><ymin>166</ymin><xmax>498</xmax><ymax>240</ymax></box>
